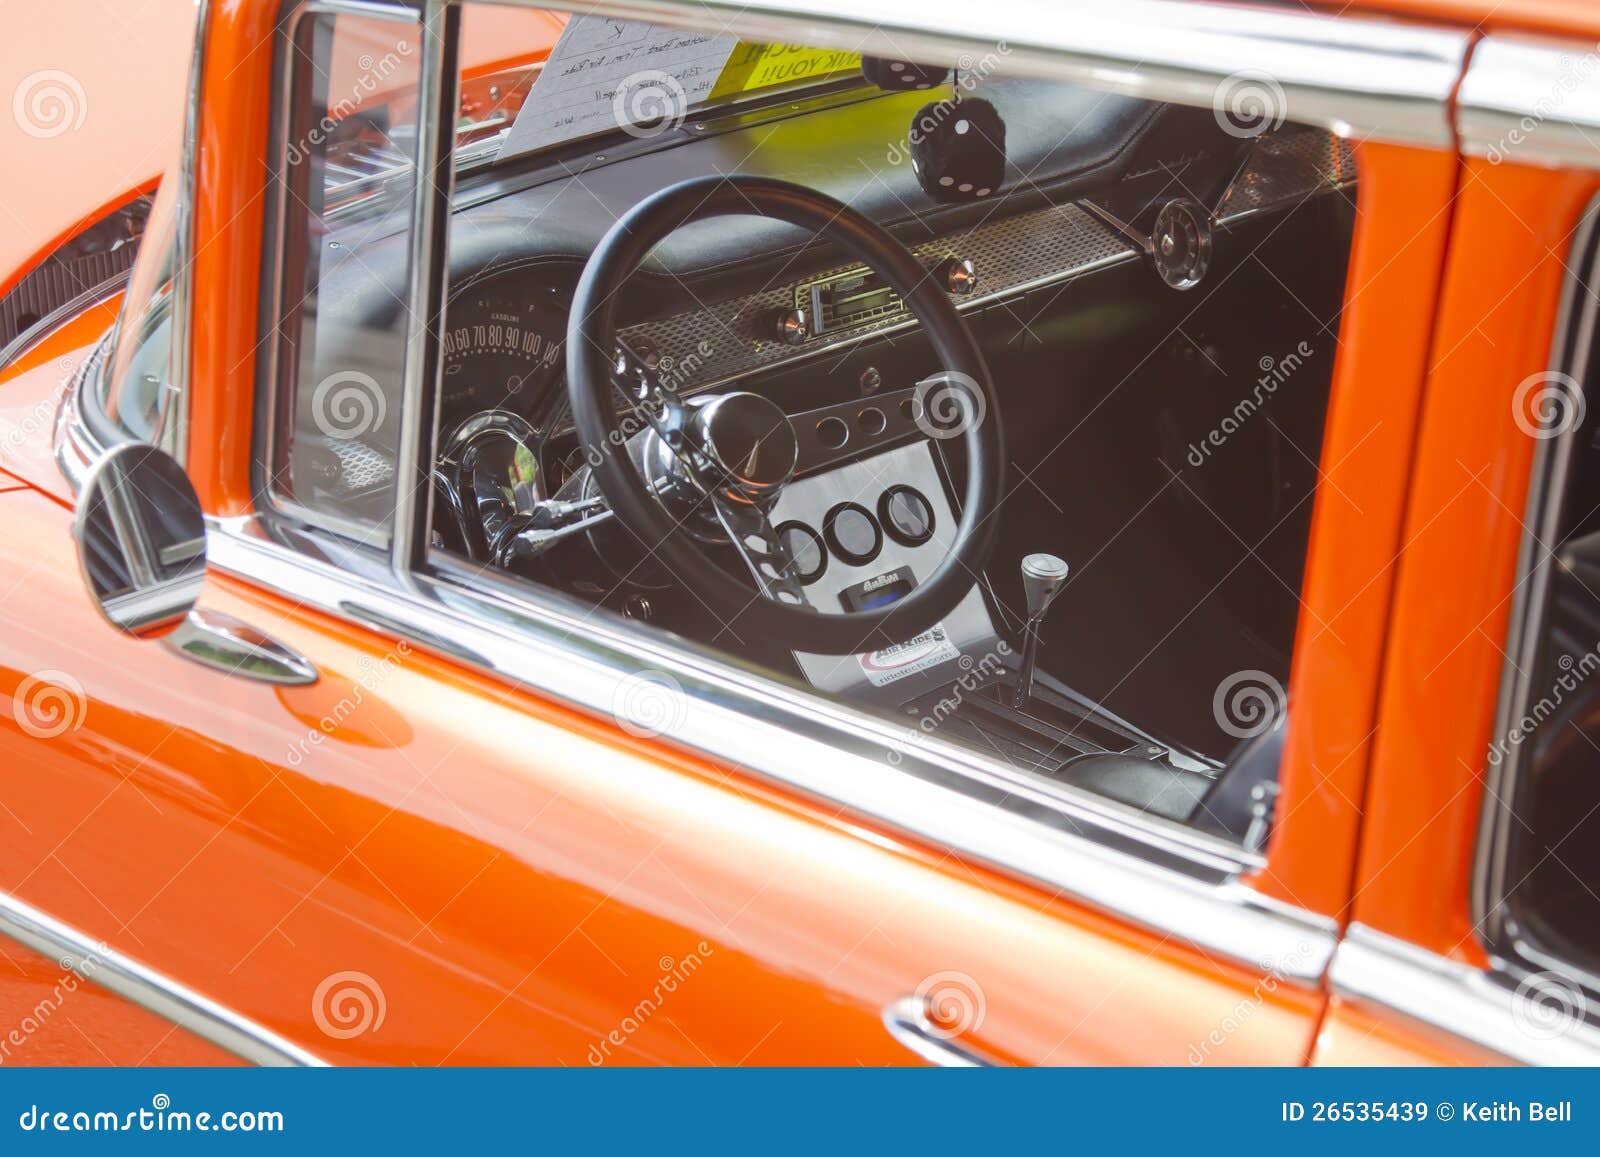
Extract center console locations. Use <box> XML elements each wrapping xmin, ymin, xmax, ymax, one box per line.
<box><xmin>769</xmin><ymin>436</ymin><xmax>1222</xmax><ymax>823</ymax></box>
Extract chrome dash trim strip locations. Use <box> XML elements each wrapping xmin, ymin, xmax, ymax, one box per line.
<box><xmin>0</xmin><ymin>889</ymin><xmax>325</xmax><ymax>1067</ymax></box>
<box><xmin>206</xmin><ymin>513</ymin><xmax>1337</xmax><ymax>983</ymax></box>
<box><xmin>1459</xmin><ymin>35</ymin><xmax>1600</xmax><ymax>170</ymax></box>
<box><xmin>566</xmin><ymin>0</ymin><xmax>1468</xmax><ymax>149</ymax></box>
<box><xmin>1329</xmin><ymin>923</ymin><xmax>1600</xmax><ymax>1065</ymax></box>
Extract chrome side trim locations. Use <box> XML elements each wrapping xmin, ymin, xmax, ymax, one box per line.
<box><xmin>0</xmin><ymin>888</ymin><xmax>324</xmax><ymax>1067</ymax></box>
<box><xmin>573</xmin><ymin>0</ymin><xmax>1468</xmax><ymax>148</ymax></box>
<box><xmin>205</xmin><ymin>512</ymin><xmax>1337</xmax><ymax>983</ymax></box>
<box><xmin>1329</xmin><ymin>923</ymin><xmax>1600</xmax><ymax>1065</ymax></box>
<box><xmin>1459</xmin><ymin>36</ymin><xmax>1600</xmax><ymax>171</ymax></box>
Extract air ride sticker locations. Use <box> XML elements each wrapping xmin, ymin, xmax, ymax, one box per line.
<box><xmin>857</xmin><ymin>623</ymin><xmax>961</xmax><ymax>687</ymax></box>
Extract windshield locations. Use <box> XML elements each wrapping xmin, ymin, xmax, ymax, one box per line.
<box><xmin>318</xmin><ymin>10</ymin><xmax>860</xmax><ymax>218</ymax></box>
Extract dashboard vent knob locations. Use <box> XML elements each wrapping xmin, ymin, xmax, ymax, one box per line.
<box><xmin>770</xmin><ymin>307</ymin><xmax>808</xmax><ymax>346</ymax></box>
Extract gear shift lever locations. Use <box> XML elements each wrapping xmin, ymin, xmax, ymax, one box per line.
<box><xmin>1012</xmin><ymin>553</ymin><xmax>1069</xmax><ymax>710</ymax></box>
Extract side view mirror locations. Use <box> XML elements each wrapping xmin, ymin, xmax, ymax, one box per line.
<box><xmin>72</xmin><ymin>443</ymin><xmax>206</xmax><ymax>639</ymax></box>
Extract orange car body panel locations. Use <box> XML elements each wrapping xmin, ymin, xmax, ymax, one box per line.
<box><xmin>0</xmin><ymin>940</ymin><xmax>240</xmax><ymax>1067</ymax></box>
<box><xmin>1253</xmin><ymin>142</ymin><xmax>1460</xmax><ymax>922</ymax></box>
<box><xmin>0</xmin><ymin>0</ymin><xmax>196</xmax><ymax>297</ymax></box>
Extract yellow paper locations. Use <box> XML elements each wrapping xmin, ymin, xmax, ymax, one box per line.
<box><xmin>709</xmin><ymin>43</ymin><xmax>861</xmax><ymax>100</ymax></box>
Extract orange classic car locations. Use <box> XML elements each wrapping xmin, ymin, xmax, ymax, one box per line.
<box><xmin>1</xmin><ymin>0</ymin><xmax>1599</xmax><ymax>1068</ymax></box>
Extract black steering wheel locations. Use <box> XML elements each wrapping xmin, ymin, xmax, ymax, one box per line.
<box><xmin>567</xmin><ymin>175</ymin><xmax>1003</xmax><ymax>655</ymax></box>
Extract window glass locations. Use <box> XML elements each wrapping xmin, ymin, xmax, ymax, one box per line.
<box><xmin>266</xmin><ymin>8</ymin><xmax>422</xmax><ymax>543</ymax></box>
<box><xmin>1489</xmin><ymin>347</ymin><xmax>1600</xmax><ymax>978</ymax></box>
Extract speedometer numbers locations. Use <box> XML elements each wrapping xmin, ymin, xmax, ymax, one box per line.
<box><xmin>442</xmin><ymin>292</ymin><xmax>566</xmax><ymax>415</ymax></box>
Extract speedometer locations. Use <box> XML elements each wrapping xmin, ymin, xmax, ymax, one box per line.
<box><xmin>441</xmin><ymin>288</ymin><xmax>566</xmax><ymax>419</ymax></box>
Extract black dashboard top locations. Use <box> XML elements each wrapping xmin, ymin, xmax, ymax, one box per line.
<box><xmin>333</xmin><ymin>78</ymin><xmax>1178</xmax><ymax>324</ymax></box>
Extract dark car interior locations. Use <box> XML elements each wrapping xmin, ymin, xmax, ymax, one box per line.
<box><xmin>275</xmin><ymin>30</ymin><xmax>1356</xmax><ymax>842</ymax></box>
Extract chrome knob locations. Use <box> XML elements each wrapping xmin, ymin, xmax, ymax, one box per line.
<box><xmin>940</xmin><ymin>257</ymin><xmax>977</xmax><ymax>296</ymax></box>
<box><xmin>771</xmin><ymin>308</ymin><xmax>808</xmax><ymax>346</ymax></box>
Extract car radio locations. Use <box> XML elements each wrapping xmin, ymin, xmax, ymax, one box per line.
<box><xmin>801</xmin><ymin>267</ymin><xmax>906</xmax><ymax>335</ymax></box>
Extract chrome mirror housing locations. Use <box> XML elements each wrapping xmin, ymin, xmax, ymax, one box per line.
<box><xmin>72</xmin><ymin>443</ymin><xmax>206</xmax><ymax>639</ymax></box>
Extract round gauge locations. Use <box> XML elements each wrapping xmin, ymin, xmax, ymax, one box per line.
<box><xmin>442</xmin><ymin>288</ymin><xmax>567</xmax><ymax>417</ymax></box>
<box><xmin>823</xmin><ymin>502</ymin><xmax>883</xmax><ymax>567</ymax></box>
<box><xmin>1149</xmin><ymin>199</ymin><xmax>1212</xmax><ymax>291</ymax></box>
<box><xmin>775</xmin><ymin>521</ymin><xmax>828</xmax><ymax>585</ymax></box>
<box><xmin>878</xmin><ymin>485</ymin><xmax>935</xmax><ymax>546</ymax></box>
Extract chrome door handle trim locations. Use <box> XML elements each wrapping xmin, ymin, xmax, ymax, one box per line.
<box><xmin>162</xmin><ymin>608</ymin><xmax>319</xmax><ymax>685</ymax></box>
<box><xmin>882</xmin><ymin>995</ymin><xmax>1009</xmax><ymax>1067</ymax></box>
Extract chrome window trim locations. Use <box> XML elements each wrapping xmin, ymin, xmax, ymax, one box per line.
<box><xmin>515</xmin><ymin>0</ymin><xmax>1469</xmax><ymax>149</ymax></box>
<box><xmin>158</xmin><ymin>0</ymin><xmax>206</xmax><ymax>462</ymax></box>
<box><xmin>392</xmin><ymin>0</ymin><xmax>459</xmax><ymax>576</ymax></box>
<box><xmin>257</xmin><ymin>0</ymin><xmax>424</xmax><ymax>550</ymax></box>
<box><xmin>1459</xmin><ymin>35</ymin><xmax>1600</xmax><ymax>171</ymax></box>
<box><xmin>0</xmin><ymin>887</ymin><xmax>323</xmax><ymax>1067</ymax></box>
<box><xmin>1329</xmin><ymin>923</ymin><xmax>1600</xmax><ymax>1065</ymax></box>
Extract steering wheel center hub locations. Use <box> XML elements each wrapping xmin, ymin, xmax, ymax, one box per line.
<box><xmin>692</xmin><ymin>392</ymin><xmax>798</xmax><ymax>500</ymax></box>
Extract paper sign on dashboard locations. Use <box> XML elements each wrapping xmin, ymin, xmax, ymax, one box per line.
<box><xmin>500</xmin><ymin>15</ymin><xmax>736</xmax><ymax>159</ymax></box>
